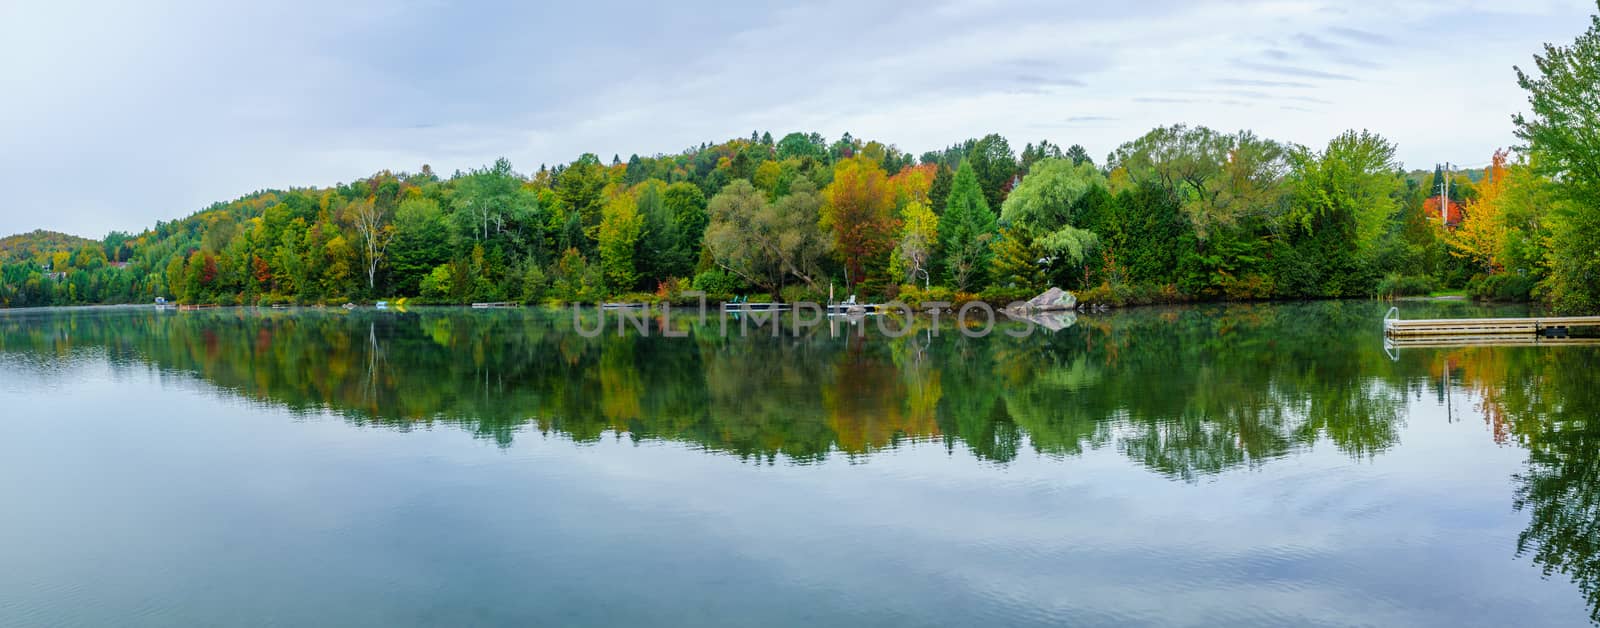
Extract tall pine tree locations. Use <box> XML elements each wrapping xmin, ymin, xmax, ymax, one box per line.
<box><xmin>938</xmin><ymin>161</ymin><xmax>998</xmax><ymax>291</ymax></box>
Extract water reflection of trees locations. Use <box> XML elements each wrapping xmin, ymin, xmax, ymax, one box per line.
<box><xmin>1442</xmin><ymin>344</ymin><xmax>1600</xmax><ymax>623</ymax></box>
<box><xmin>11</xmin><ymin>304</ymin><xmax>1600</xmax><ymax>618</ymax></box>
<box><xmin>1</xmin><ymin>302</ymin><xmax>1429</xmax><ymax>477</ymax></box>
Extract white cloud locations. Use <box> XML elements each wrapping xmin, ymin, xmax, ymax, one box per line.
<box><xmin>0</xmin><ymin>0</ymin><xmax>1592</xmax><ymax>236</ymax></box>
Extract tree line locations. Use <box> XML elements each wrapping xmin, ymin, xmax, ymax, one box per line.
<box><xmin>2</xmin><ymin>10</ymin><xmax>1596</xmax><ymax>312</ymax></box>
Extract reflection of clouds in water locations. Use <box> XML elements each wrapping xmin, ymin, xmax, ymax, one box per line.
<box><xmin>1</xmin><ymin>303</ymin><xmax>1598</xmax><ymax>625</ymax></box>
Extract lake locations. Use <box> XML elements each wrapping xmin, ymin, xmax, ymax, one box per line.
<box><xmin>1</xmin><ymin>301</ymin><xmax>1597</xmax><ymax>627</ymax></box>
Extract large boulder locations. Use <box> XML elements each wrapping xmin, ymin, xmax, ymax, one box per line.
<box><xmin>1026</xmin><ymin>287</ymin><xmax>1077</xmax><ymax>311</ymax></box>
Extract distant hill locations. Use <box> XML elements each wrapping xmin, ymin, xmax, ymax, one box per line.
<box><xmin>0</xmin><ymin>230</ymin><xmax>100</xmax><ymax>264</ymax></box>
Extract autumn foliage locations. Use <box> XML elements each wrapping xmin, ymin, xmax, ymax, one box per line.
<box><xmin>888</xmin><ymin>163</ymin><xmax>937</xmax><ymax>209</ymax></box>
<box><xmin>821</xmin><ymin>157</ymin><xmax>900</xmax><ymax>287</ymax></box>
<box><xmin>1422</xmin><ymin>196</ymin><xmax>1464</xmax><ymax>227</ymax></box>
<box><xmin>1447</xmin><ymin>150</ymin><xmax>1510</xmax><ymax>273</ymax></box>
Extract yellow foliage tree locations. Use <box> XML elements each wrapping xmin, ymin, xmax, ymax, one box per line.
<box><xmin>890</xmin><ymin>201</ymin><xmax>938</xmax><ymax>286</ymax></box>
<box><xmin>888</xmin><ymin>163</ymin><xmax>936</xmax><ymax>210</ymax></box>
<box><xmin>1448</xmin><ymin>150</ymin><xmax>1510</xmax><ymax>273</ymax></box>
<box><xmin>597</xmin><ymin>188</ymin><xmax>642</xmax><ymax>291</ymax></box>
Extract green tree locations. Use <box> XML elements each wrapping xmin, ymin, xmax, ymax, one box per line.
<box><xmin>1283</xmin><ymin>130</ymin><xmax>1404</xmax><ymax>297</ymax></box>
<box><xmin>776</xmin><ymin>132</ymin><xmax>828</xmax><ymax>163</ymax></box>
<box><xmin>389</xmin><ymin>197</ymin><xmax>450</xmax><ymax>296</ymax></box>
<box><xmin>419</xmin><ymin>264</ymin><xmax>454</xmax><ymax>302</ymax></box>
<box><xmin>704</xmin><ymin>179</ymin><xmax>830</xmax><ymax>295</ymax></box>
<box><xmin>1110</xmin><ymin>125</ymin><xmax>1289</xmax><ymax>238</ymax></box>
<box><xmin>990</xmin><ymin>228</ymin><xmax>1046</xmax><ymax>289</ymax></box>
<box><xmin>71</xmin><ymin>244</ymin><xmax>108</xmax><ymax>271</ymax></box>
<box><xmin>1019</xmin><ymin>140</ymin><xmax>1063</xmax><ymax>173</ymax></box>
<box><xmin>451</xmin><ymin>158</ymin><xmax>538</xmax><ymax>246</ymax></box>
<box><xmin>634</xmin><ymin>180</ymin><xmax>690</xmax><ymax>284</ymax></box>
<box><xmin>1000</xmin><ymin>158</ymin><xmax>1105</xmax><ymax>267</ymax></box>
<box><xmin>597</xmin><ymin>188</ymin><xmax>643</xmax><ymax>292</ymax></box>
<box><xmin>1515</xmin><ymin>4</ymin><xmax>1600</xmax><ymax>313</ymax></box>
<box><xmin>555</xmin><ymin>153</ymin><xmax>608</xmax><ymax>246</ymax></box>
<box><xmin>928</xmin><ymin>165</ymin><xmax>953</xmax><ymax>215</ymax></box>
<box><xmin>1065</xmin><ymin>144</ymin><xmax>1093</xmax><ymax>166</ymax></box>
<box><xmin>966</xmin><ymin>134</ymin><xmax>1017</xmax><ymax>209</ymax></box>
<box><xmin>550</xmin><ymin>247</ymin><xmax>604</xmax><ymax>303</ymax></box>
<box><xmin>939</xmin><ymin>161</ymin><xmax>999</xmax><ymax>291</ymax></box>
<box><xmin>663</xmin><ymin>182</ymin><xmax>708</xmax><ymax>262</ymax></box>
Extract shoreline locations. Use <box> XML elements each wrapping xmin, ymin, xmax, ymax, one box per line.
<box><xmin>0</xmin><ymin>294</ymin><xmax>1536</xmax><ymax>314</ymax></box>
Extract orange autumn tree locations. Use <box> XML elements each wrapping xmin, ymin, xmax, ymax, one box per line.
<box><xmin>1422</xmin><ymin>196</ymin><xmax>1464</xmax><ymax>226</ymax></box>
<box><xmin>888</xmin><ymin>163</ymin><xmax>937</xmax><ymax>210</ymax></box>
<box><xmin>1447</xmin><ymin>150</ymin><xmax>1510</xmax><ymax>273</ymax></box>
<box><xmin>821</xmin><ymin>156</ymin><xmax>900</xmax><ymax>288</ymax></box>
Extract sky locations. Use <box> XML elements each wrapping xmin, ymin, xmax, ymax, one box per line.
<box><xmin>0</xmin><ymin>0</ymin><xmax>1593</xmax><ymax>238</ymax></box>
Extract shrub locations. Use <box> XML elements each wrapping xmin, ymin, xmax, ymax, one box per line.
<box><xmin>520</xmin><ymin>265</ymin><xmax>547</xmax><ymax>305</ymax></box>
<box><xmin>978</xmin><ymin>286</ymin><xmax>1035</xmax><ymax>306</ymax></box>
<box><xmin>1468</xmin><ymin>273</ymin><xmax>1538</xmax><ymax>302</ymax></box>
<box><xmin>1219</xmin><ymin>272</ymin><xmax>1276</xmax><ymax>300</ymax></box>
<box><xmin>780</xmin><ymin>285</ymin><xmax>823</xmax><ymax>304</ymax></box>
<box><xmin>897</xmin><ymin>284</ymin><xmax>955</xmax><ymax>309</ymax></box>
<box><xmin>419</xmin><ymin>264</ymin><xmax>453</xmax><ymax>302</ymax></box>
<box><xmin>691</xmin><ymin>269</ymin><xmax>741</xmax><ymax>297</ymax></box>
<box><xmin>1077</xmin><ymin>281</ymin><xmax>1189</xmax><ymax>307</ymax></box>
<box><xmin>549</xmin><ymin>249</ymin><xmax>605</xmax><ymax>304</ymax></box>
<box><xmin>655</xmin><ymin>277</ymin><xmax>694</xmax><ymax>304</ymax></box>
<box><xmin>618</xmin><ymin>291</ymin><xmax>658</xmax><ymax>305</ymax></box>
<box><xmin>1374</xmin><ymin>273</ymin><xmax>1435</xmax><ymax>299</ymax></box>
<box><xmin>255</xmin><ymin>293</ymin><xmax>293</xmax><ymax>307</ymax></box>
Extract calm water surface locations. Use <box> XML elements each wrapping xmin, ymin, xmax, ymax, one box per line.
<box><xmin>1</xmin><ymin>301</ymin><xmax>1598</xmax><ymax>627</ymax></box>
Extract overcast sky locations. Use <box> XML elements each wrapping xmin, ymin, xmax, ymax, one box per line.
<box><xmin>0</xmin><ymin>0</ymin><xmax>1592</xmax><ymax>238</ymax></box>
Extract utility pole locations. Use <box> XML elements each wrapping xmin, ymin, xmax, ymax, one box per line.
<box><xmin>1438</xmin><ymin>162</ymin><xmax>1452</xmax><ymax>226</ymax></box>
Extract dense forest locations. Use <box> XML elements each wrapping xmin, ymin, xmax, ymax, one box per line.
<box><xmin>2</xmin><ymin>11</ymin><xmax>1597</xmax><ymax>313</ymax></box>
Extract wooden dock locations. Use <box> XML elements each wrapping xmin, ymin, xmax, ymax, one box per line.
<box><xmin>827</xmin><ymin>303</ymin><xmax>884</xmax><ymax>316</ymax></box>
<box><xmin>1386</xmin><ymin>336</ymin><xmax>1600</xmax><ymax>348</ymax></box>
<box><xmin>1383</xmin><ymin>307</ymin><xmax>1600</xmax><ymax>338</ymax></box>
<box><xmin>721</xmin><ymin>302</ymin><xmax>792</xmax><ymax>312</ymax></box>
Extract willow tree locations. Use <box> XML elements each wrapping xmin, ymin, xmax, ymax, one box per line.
<box><xmin>999</xmin><ymin>158</ymin><xmax>1105</xmax><ymax>268</ymax></box>
<box><xmin>1110</xmin><ymin>125</ymin><xmax>1289</xmax><ymax>239</ymax></box>
<box><xmin>704</xmin><ymin>179</ymin><xmax>830</xmax><ymax>296</ymax></box>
